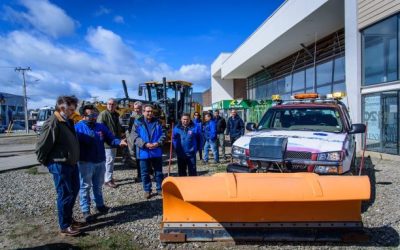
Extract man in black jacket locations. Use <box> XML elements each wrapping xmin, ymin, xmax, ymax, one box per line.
<box><xmin>35</xmin><ymin>96</ymin><xmax>83</xmax><ymax>236</ymax></box>
<box><xmin>213</xmin><ymin>110</ymin><xmax>226</xmax><ymax>160</ymax></box>
<box><xmin>226</xmin><ymin>109</ymin><xmax>245</xmax><ymax>145</ymax></box>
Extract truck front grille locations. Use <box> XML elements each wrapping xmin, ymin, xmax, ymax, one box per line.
<box><xmin>285</xmin><ymin>151</ymin><xmax>312</xmax><ymax>160</ymax></box>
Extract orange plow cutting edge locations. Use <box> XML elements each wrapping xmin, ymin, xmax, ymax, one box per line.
<box><xmin>160</xmin><ymin>173</ymin><xmax>370</xmax><ymax>242</ymax></box>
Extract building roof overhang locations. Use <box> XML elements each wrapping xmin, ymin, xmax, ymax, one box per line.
<box><xmin>217</xmin><ymin>0</ymin><xmax>344</xmax><ymax>79</ymax></box>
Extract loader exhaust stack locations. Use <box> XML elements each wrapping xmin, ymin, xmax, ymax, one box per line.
<box><xmin>161</xmin><ymin>173</ymin><xmax>370</xmax><ymax>242</ymax></box>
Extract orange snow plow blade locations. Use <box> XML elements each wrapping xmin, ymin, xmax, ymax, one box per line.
<box><xmin>160</xmin><ymin>173</ymin><xmax>370</xmax><ymax>242</ymax></box>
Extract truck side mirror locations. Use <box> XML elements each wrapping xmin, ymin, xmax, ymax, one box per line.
<box><xmin>349</xmin><ymin>123</ymin><xmax>366</xmax><ymax>134</ymax></box>
<box><xmin>246</xmin><ymin>122</ymin><xmax>256</xmax><ymax>131</ymax></box>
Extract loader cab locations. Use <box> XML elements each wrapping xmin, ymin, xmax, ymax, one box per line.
<box><xmin>138</xmin><ymin>80</ymin><xmax>193</xmax><ymax>125</ymax></box>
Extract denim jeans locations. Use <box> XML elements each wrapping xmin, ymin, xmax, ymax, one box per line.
<box><xmin>78</xmin><ymin>161</ymin><xmax>106</xmax><ymax>213</ymax></box>
<box><xmin>203</xmin><ymin>139</ymin><xmax>219</xmax><ymax>163</ymax></box>
<box><xmin>216</xmin><ymin>133</ymin><xmax>226</xmax><ymax>158</ymax></box>
<box><xmin>47</xmin><ymin>163</ymin><xmax>80</xmax><ymax>230</ymax></box>
<box><xmin>105</xmin><ymin>148</ymin><xmax>117</xmax><ymax>182</ymax></box>
<box><xmin>139</xmin><ymin>157</ymin><xmax>164</xmax><ymax>193</ymax></box>
<box><xmin>177</xmin><ymin>155</ymin><xmax>197</xmax><ymax>176</ymax></box>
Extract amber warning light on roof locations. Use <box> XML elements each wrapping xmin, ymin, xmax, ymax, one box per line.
<box><xmin>293</xmin><ymin>93</ymin><xmax>319</xmax><ymax>99</ymax></box>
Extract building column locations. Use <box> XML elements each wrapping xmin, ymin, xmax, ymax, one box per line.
<box><xmin>345</xmin><ymin>0</ymin><xmax>363</xmax><ymax>149</ymax></box>
<box><xmin>211</xmin><ymin>76</ymin><xmax>234</xmax><ymax>104</ymax></box>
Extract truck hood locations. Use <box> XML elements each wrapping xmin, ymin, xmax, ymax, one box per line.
<box><xmin>234</xmin><ymin>130</ymin><xmax>346</xmax><ymax>153</ymax></box>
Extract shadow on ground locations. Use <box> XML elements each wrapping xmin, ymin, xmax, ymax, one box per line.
<box><xmin>83</xmin><ymin>199</ymin><xmax>162</xmax><ymax>232</ymax></box>
<box><xmin>17</xmin><ymin>243</ymin><xmax>81</xmax><ymax>250</ymax></box>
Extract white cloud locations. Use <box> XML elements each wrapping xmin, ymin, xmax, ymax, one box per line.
<box><xmin>0</xmin><ymin>27</ymin><xmax>210</xmax><ymax>108</ymax></box>
<box><xmin>94</xmin><ymin>6</ymin><xmax>111</xmax><ymax>16</ymax></box>
<box><xmin>3</xmin><ymin>0</ymin><xmax>77</xmax><ymax>38</ymax></box>
<box><xmin>113</xmin><ymin>15</ymin><xmax>124</xmax><ymax>24</ymax></box>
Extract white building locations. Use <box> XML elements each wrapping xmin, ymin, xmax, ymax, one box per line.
<box><xmin>212</xmin><ymin>0</ymin><xmax>400</xmax><ymax>155</ymax></box>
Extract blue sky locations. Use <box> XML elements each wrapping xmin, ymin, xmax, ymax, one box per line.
<box><xmin>0</xmin><ymin>0</ymin><xmax>284</xmax><ymax>108</ymax></box>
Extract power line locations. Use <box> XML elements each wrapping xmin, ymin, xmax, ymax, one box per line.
<box><xmin>15</xmin><ymin>67</ymin><xmax>31</xmax><ymax>134</ymax></box>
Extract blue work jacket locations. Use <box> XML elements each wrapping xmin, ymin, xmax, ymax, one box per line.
<box><xmin>203</xmin><ymin>119</ymin><xmax>217</xmax><ymax>141</ymax></box>
<box><xmin>75</xmin><ymin>121</ymin><xmax>120</xmax><ymax>163</ymax></box>
<box><xmin>131</xmin><ymin>117</ymin><xmax>165</xmax><ymax>160</ymax></box>
<box><xmin>173</xmin><ymin>122</ymin><xmax>200</xmax><ymax>157</ymax></box>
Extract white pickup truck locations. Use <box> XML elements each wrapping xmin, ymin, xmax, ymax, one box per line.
<box><xmin>228</xmin><ymin>93</ymin><xmax>366</xmax><ymax>175</ymax></box>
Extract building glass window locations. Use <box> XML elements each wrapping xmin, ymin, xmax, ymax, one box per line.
<box><xmin>317</xmin><ymin>85</ymin><xmax>331</xmax><ymax>95</ymax></box>
<box><xmin>316</xmin><ymin>60</ymin><xmax>333</xmax><ymax>86</ymax></box>
<box><xmin>362</xmin><ymin>15</ymin><xmax>398</xmax><ymax>85</ymax></box>
<box><xmin>292</xmin><ymin>70</ymin><xmax>305</xmax><ymax>91</ymax></box>
<box><xmin>276</xmin><ymin>78</ymin><xmax>285</xmax><ymax>94</ymax></box>
<box><xmin>284</xmin><ymin>75</ymin><xmax>292</xmax><ymax>93</ymax></box>
<box><xmin>333</xmin><ymin>57</ymin><xmax>345</xmax><ymax>82</ymax></box>
<box><xmin>305</xmin><ymin>67</ymin><xmax>315</xmax><ymax>90</ymax></box>
<box><xmin>333</xmin><ymin>82</ymin><xmax>345</xmax><ymax>92</ymax></box>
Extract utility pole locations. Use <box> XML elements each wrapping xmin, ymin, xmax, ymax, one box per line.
<box><xmin>15</xmin><ymin>67</ymin><xmax>31</xmax><ymax>134</ymax></box>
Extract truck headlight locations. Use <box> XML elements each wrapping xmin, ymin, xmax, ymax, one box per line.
<box><xmin>232</xmin><ymin>158</ymin><xmax>248</xmax><ymax>166</ymax></box>
<box><xmin>314</xmin><ymin>166</ymin><xmax>338</xmax><ymax>174</ymax></box>
<box><xmin>317</xmin><ymin>151</ymin><xmax>341</xmax><ymax>161</ymax></box>
<box><xmin>232</xmin><ymin>146</ymin><xmax>245</xmax><ymax>156</ymax></box>
<box><xmin>232</xmin><ymin>146</ymin><xmax>248</xmax><ymax>166</ymax></box>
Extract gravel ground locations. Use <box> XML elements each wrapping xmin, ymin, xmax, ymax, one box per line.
<box><xmin>0</xmin><ymin>155</ymin><xmax>399</xmax><ymax>249</ymax></box>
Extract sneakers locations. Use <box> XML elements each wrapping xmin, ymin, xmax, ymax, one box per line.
<box><xmin>95</xmin><ymin>206</ymin><xmax>110</xmax><ymax>214</ymax></box>
<box><xmin>60</xmin><ymin>226</ymin><xmax>80</xmax><ymax>236</ymax></box>
<box><xmin>144</xmin><ymin>192</ymin><xmax>151</xmax><ymax>199</ymax></box>
<box><xmin>201</xmin><ymin>160</ymin><xmax>208</xmax><ymax>165</ymax></box>
<box><xmin>105</xmin><ymin>181</ymin><xmax>117</xmax><ymax>188</ymax></box>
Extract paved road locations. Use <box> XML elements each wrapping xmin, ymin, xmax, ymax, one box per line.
<box><xmin>0</xmin><ymin>154</ymin><xmax>39</xmax><ymax>172</ymax></box>
<box><xmin>0</xmin><ymin>144</ymin><xmax>35</xmax><ymax>153</ymax></box>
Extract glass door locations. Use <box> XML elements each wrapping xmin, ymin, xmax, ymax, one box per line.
<box><xmin>382</xmin><ymin>92</ymin><xmax>398</xmax><ymax>154</ymax></box>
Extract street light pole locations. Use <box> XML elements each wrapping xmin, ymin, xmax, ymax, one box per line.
<box><xmin>15</xmin><ymin>67</ymin><xmax>31</xmax><ymax>134</ymax></box>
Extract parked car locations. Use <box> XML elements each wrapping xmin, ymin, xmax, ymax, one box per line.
<box><xmin>228</xmin><ymin>92</ymin><xmax>366</xmax><ymax>175</ymax></box>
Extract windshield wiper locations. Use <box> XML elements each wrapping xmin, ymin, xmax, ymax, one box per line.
<box><xmin>294</xmin><ymin>128</ymin><xmax>319</xmax><ymax>131</ymax></box>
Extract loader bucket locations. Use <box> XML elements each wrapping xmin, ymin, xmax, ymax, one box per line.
<box><xmin>160</xmin><ymin>173</ymin><xmax>370</xmax><ymax>242</ymax></box>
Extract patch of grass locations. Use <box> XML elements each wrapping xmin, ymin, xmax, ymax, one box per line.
<box><xmin>25</xmin><ymin>166</ymin><xmax>39</xmax><ymax>175</ymax></box>
<box><xmin>8</xmin><ymin>224</ymin><xmax>40</xmax><ymax>240</ymax></box>
<box><xmin>78</xmin><ymin>233</ymin><xmax>140</xmax><ymax>250</ymax></box>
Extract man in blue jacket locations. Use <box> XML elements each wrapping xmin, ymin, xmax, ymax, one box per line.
<box><xmin>192</xmin><ymin>112</ymin><xmax>203</xmax><ymax>160</ymax></box>
<box><xmin>203</xmin><ymin>113</ymin><xmax>219</xmax><ymax>164</ymax></box>
<box><xmin>131</xmin><ymin>104</ymin><xmax>166</xmax><ymax>199</ymax></box>
<box><xmin>226</xmin><ymin>109</ymin><xmax>245</xmax><ymax>144</ymax></box>
<box><xmin>75</xmin><ymin>105</ymin><xmax>127</xmax><ymax>222</ymax></box>
<box><xmin>173</xmin><ymin>113</ymin><xmax>200</xmax><ymax>176</ymax></box>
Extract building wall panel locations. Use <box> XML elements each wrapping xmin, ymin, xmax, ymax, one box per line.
<box><xmin>233</xmin><ymin>79</ymin><xmax>247</xmax><ymax>99</ymax></box>
<box><xmin>358</xmin><ymin>0</ymin><xmax>400</xmax><ymax>29</ymax></box>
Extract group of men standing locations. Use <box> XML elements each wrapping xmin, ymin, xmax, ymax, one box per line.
<box><xmin>173</xmin><ymin>108</ymin><xmax>245</xmax><ymax>179</ymax></box>
<box><xmin>35</xmin><ymin>95</ymin><xmax>244</xmax><ymax>236</ymax></box>
<box><xmin>36</xmin><ymin>96</ymin><xmax>129</xmax><ymax>236</ymax></box>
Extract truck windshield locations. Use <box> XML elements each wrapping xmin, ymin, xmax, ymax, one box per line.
<box><xmin>258</xmin><ymin>107</ymin><xmax>343</xmax><ymax>133</ymax></box>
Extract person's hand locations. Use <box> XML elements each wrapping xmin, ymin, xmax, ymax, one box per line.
<box><xmin>146</xmin><ymin>142</ymin><xmax>159</xmax><ymax>149</ymax></box>
<box><xmin>119</xmin><ymin>139</ymin><xmax>128</xmax><ymax>147</ymax></box>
